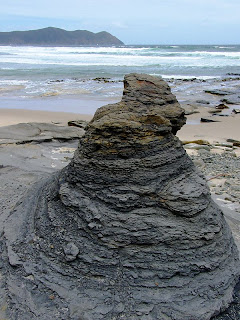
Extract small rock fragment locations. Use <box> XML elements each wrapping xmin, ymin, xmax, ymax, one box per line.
<box><xmin>205</xmin><ymin>89</ymin><xmax>233</xmax><ymax>96</ymax></box>
<box><xmin>233</xmin><ymin>108</ymin><xmax>240</xmax><ymax>114</ymax></box>
<box><xmin>201</xmin><ymin>118</ymin><xmax>220</xmax><ymax>122</ymax></box>
<box><xmin>215</xmin><ymin>103</ymin><xmax>229</xmax><ymax>109</ymax></box>
<box><xmin>63</xmin><ymin>242</ymin><xmax>79</xmax><ymax>262</ymax></box>
<box><xmin>196</xmin><ymin>99</ymin><xmax>210</xmax><ymax>104</ymax></box>
<box><xmin>68</xmin><ymin>120</ymin><xmax>89</xmax><ymax>129</ymax></box>
<box><xmin>183</xmin><ymin>139</ymin><xmax>210</xmax><ymax>145</ymax></box>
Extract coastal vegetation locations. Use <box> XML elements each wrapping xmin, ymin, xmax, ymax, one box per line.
<box><xmin>0</xmin><ymin>27</ymin><xmax>124</xmax><ymax>46</ymax></box>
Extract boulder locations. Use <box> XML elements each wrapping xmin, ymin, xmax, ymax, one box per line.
<box><xmin>68</xmin><ymin>119</ymin><xmax>89</xmax><ymax>129</ymax></box>
<box><xmin>2</xmin><ymin>74</ymin><xmax>239</xmax><ymax>320</ymax></box>
<box><xmin>221</xmin><ymin>94</ymin><xmax>240</xmax><ymax>105</ymax></box>
<box><xmin>180</xmin><ymin>103</ymin><xmax>200</xmax><ymax>115</ymax></box>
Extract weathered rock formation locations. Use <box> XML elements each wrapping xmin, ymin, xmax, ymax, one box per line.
<box><xmin>1</xmin><ymin>74</ymin><xmax>239</xmax><ymax>320</ymax></box>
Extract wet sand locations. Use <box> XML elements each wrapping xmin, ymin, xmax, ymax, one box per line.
<box><xmin>0</xmin><ymin>108</ymin><xmax>93</xmax><ymax>127</ymax></box>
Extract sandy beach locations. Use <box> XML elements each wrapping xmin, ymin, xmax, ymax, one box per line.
<box><xmin>0</xmin><ymin>108</ymin><xmax>93</xmax><ymax>127</ymax></box>
<box><xmin>177</xmin><ymin>107</ymin><xmax>240</xmax><ymax>144</ymax></box>
<box><xmin>1</xmin><ymin>75</ymin><xmax>240</xmax><ymax>144</ymax></box>
<box><xmin>0</xmin><ymin>104</ymin><xmax>239</xmax><ymax>145</ymax></box>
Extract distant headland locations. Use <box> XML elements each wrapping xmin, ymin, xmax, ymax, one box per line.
<box><xmin>0</xmin><ymin>27</ymin><xmax>124</xmax><ymax>46</ymax></box>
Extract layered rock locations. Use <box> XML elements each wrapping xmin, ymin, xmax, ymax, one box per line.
<box><xmin>2</xmin><ymin>74</ymin><xmax>239</xmax><ymax>320</ymax></box>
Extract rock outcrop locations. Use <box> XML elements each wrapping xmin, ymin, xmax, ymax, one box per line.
<box><xmin>0</xmin><ymin>122</ymin><xmax>85</xmax><ymax>144</ymax></box>
<box><xmin>1</xmin><ymin>74</ymin><xmax>239</xmax><ymax>320</ymax></box>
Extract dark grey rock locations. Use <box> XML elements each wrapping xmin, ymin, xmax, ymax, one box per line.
<box><xmin>221</xmin><ymin>95</ymin><xmax>240</xmax><ymax>105</ymax></box>
<box><xmin>63</xmin><ymin>242</ymin><xmax>79</xmax><ymax>261</ymax></box>
<box><xmin>205</xmin><ymin>89</ymin><xmax>233</xmax><ymax>96</ymax></box>
<box><xmin>226</xmin><ymin>73</ymin><xmax>240</xmax><ymax>76</ymax></box>
<box><xmin>0</xmin><ymin>122</ymin><xmax>85</xmax><ymax>144</ymax></box>
<box><xmin>215</xmin><ymin>103</ymin><xmax>229</xmax><ymax>110</ymax></box>
<box><xmin>196</xmin><ymin>99</ymin><xmax>210</xmax><ymax>104</ymax></box>
<box><xmin>1</xmin><ymin>74</ymin><xmax>239</xmax><ymax>320</ymax></box>
<box><xmin>201</xmin><ymin>118</ymin><xmax>220</xmax><ymax>122</ymax></box>
<box><xmin>233</xmin><ymin>109</ymin><xmax>240</xmax><ymax>114</ymax></box>
<box><xmin>68</xmin><ymin>120</ymin><xmax>89</xmax><ymax>129</ymax></box>
<box><xmin>208</xmin><ymin>109</ymin><xmax>222</xmax><ymax>114</ymax></box>
<box><xmin>227</xmin><ymin>139</ymin><xmax>240</xmax><ymax>147</ymax></box>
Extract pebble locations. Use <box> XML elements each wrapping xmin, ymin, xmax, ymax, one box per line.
<box><xmin>63</xmin><ymin>242</ymin><xmax>79</xmax><ymax>262</ymax></box>
<box><xmin>193</xmin><ymin>159</ymin><xmax>205</xmax><ymax>169</ymax></box>
<box><xmin>196</xmin><ymin>99</ymin><xmax>210</xmax><ymax>104</ymax></box>
<box><xmin>185</xmin><ymin>143</ymin><xmax>211</xmax><ymax>151</ymax></box>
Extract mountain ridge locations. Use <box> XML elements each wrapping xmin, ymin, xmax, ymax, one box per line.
<box><xmin>0</xmin><ymin>27</ymin><xmax>124</xmax><ymax>46</ymax></box>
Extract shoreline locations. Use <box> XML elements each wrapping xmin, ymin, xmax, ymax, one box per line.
<box><xmin>0</xmin><ymin>95</ymin><xmax>120</xmax><ymax>115</ymax></box>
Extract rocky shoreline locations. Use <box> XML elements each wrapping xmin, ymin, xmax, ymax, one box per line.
<box><xmin>0</xmin><ymin>74</ymin><xmax>240</xmax><ymax>320</ymax></box>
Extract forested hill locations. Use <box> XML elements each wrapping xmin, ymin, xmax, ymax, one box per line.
<box><xmin>0</xmin><ymin>27</ymin><xmax>124</xmax><ymax>46</ymax></box>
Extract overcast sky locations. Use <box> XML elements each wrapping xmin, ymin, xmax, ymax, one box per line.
<box><xmin>1</xmin><ymin>0</ymin><xmax>240</xmax><ymax>44</ymax></box>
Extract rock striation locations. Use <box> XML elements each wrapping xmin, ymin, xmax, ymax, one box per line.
<box><xmin>0</xmin><ymin>122</ymin><xmax>85</xmax><ymax>144</ymax></box>
<box><xmin>2</xmin><ymin>74</ymin><xmax>240</xmax><ymax>320</ymax></box>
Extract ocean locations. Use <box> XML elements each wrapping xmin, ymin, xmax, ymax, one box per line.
<box><xmin>0</xmin><ymin>45</ymin><xmax>240</xmax><ymax>113</ymax></box>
